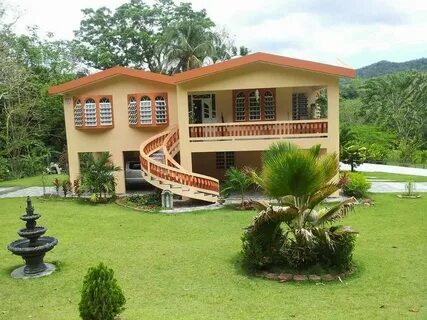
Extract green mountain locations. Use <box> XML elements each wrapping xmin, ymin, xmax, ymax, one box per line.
<box><xmin>357</xmin><ymin>58</ymin><xmax>427</xmax><ymax>78</ymax></box>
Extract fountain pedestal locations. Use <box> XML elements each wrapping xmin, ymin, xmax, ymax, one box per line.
<box><xmin>7</xmin><ymin>197</ymin><xmax>58</xmax><ymax>279</ymax></box>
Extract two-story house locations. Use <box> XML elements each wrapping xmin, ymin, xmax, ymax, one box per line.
<box><xmin>49</xmin><ymin>52</ymin><xmax>355</xmax><ymax>203</ymax></box>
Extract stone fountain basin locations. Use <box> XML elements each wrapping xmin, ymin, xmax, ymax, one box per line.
<box><xmin>18</xmin><ymin>226</ymin><xmax>46</xmax><ymax>238</ymax></box>
<box><xmin>20</xmin><ymin>213</ymin><xmax>40</xmax><ymax>221</ymax></box>
<box><xmin>8</xmin><ymin>236</ymin><xmax>58</xmax><ymax>256</ymax></box>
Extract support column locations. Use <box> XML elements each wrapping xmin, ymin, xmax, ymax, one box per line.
<box><xmin>176</xmin><ymin>85</ymin><xmax>192</xmax><ymax>171</ymax></box>
<box><xmin>327</xmin><ymin>81</ymin><xmax>340</xmax><ymax>156</ymax></box>
<box><xmin>327</xmin><ymin>80</ymin><xmax>341</xmax><ymax>197</ymax></box>
<box><xmin>110</xmin><ymin>150</ymin><xmax>126</xmax><ymax>194</ymax></box>
<box><xmin>68</xmin><ymin>151</ymin><xmax>80</xmax><ymax>185</ymax></box>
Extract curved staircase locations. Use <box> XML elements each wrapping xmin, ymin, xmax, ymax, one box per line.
<box><xmin>139</xmin><ymin>126</ymin><xmax>219</xmax><ymax>203</ymax></box>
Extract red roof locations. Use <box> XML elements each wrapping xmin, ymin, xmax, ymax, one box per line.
<box><xmin>48</xmin><ymin>66</ymin><xmax>174</xmax><ymax>94</ymax></box>
<box><xmin>49</xmin><ymin>52</ymin><xmax>355</xmax><ymax>94</ymax></box>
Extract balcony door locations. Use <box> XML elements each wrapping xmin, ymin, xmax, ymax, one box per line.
<box><xmin>190</xmin><ymin>94</ymin><xmax>216</xmax><ymax>123</ymax></box>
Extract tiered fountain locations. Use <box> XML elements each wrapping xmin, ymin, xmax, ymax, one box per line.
<box><xmin>7</xmin><ymin>196</ymin><xmax>58</xmax><ymax>278</ymax></box>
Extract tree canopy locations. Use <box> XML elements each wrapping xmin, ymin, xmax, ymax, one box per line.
<box><xmin>74</xmin><ymin>0</ymin><xmax>247</xmax><ymax>73</ymax></box>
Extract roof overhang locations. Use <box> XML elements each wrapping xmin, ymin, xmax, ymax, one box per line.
<box><xmin>172</xmin><ymin>52</ymin><xmax>356</xmax><ymax>83</ymax></box>
<box><xmin>48</xmin><ymin>52</ymin><xmax>355</xmax><ymax>95</ymax></box>
<box><xmin>48</xmin><ymin>66</ymin><xmax>174</xmax><ymax>95</ymax></box>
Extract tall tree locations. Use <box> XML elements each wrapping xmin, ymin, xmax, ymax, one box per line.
<box><xmin>74</xmin><ymin>0</ymin><xmax>246</xmax><ymax>73</ymax></box>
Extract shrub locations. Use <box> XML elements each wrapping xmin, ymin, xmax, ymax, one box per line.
<box><xmin>53</xmin><ymin>178</ymin><xmax>61</xmax><ymax>196</ymax></box>
<box><xmin>124</xmin><ymin>193</ymin><xmax>161</xmax><ymax>207</ymax></box>
<box><xmin>73</xmin><ymin>179</ymin><xmax>83</xmax><ymax>197</ymax></box>
<box><xmin>317</xmin><ymin>232</ymin><xmax>356</xmax><ymax>272</ymax></box>
<box><xmin>62</xmin><ymin>180</ymin><xmax>72</xmax><ymax>198</ymax></box>
<box><xmin>79</xmin><ymin>263</ymin><xmax>126</xmax><ymax>320</ymax></box>
<box><xmin>241</xmin><ymin>222</ymin><xmax>284</xmax><ymax>270</ymax></box>
<box><xmin>0</xmin><ymin>156</ymin><xmax>10</xmax><ymax>181</ymax></box>
<box><xmin>343</xmin><ymin>172</ymin><xmax>371</xmax><ymax>198</ymax></box>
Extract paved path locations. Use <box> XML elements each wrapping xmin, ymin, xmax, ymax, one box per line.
<box><xmin>340</xmin><ymin>163</ymin><xmax>427</xmax><ymax>176</ymax></box>
<box><xmin>0</xmin><ymin>187</ymin><xmax>58</xmax><ymax>198</ymax></box>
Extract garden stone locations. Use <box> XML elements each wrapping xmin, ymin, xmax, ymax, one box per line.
<box><xmin>293</xmin><ymin>274</ymin><xmax>308</xmax><ymax>281</ymax></box>
<box><xmin>263</xmin><ymin>272</ymin><xmax>279</xmax><ymax>280</ymax></box>
<box><xmin>308</xmin><ymin>274</ymin><xmax>321</xmax><ymax>282</ymax></box>
<box><xmin>278</xmin><ymin>273</ymin><xmax>293</xmax><ymax>282</ymax></box>
<box><xmin>321</xmin><ymin>274</ymin><xmax>336</xmax><ymax>282</ymax></box>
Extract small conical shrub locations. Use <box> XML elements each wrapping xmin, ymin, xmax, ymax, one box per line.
<box><xmin>79</xmin><ymin>263</ymin><xmax>126</xmax><ymax>320</ymax></box>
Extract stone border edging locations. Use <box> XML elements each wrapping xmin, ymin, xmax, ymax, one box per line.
<box><xmin>256</xmin><ymin>269</ymin><xmax>355</xmax><ymax>283</ymax></box>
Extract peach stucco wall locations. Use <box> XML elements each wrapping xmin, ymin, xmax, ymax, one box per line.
<box><xmin>63</xmin><ymin>76</ymin><xmax>177</xmax><ymax>193</ymax></box>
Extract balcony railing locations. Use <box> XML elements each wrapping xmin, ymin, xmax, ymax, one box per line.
<box><xmin>188</xmin><ymin>120</ymin><xmax>328</xmax><ymax>142</ymax></box>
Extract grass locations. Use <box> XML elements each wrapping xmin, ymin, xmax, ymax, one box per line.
<box><xmin>0</xmin><ymin>174</ymin><xmax>69</xmax><ymax>188</ymax></box>
<box><xmin>362</xmin><ymin>171</ymin><xmax>427</xmax><ymax>182</ymax></box>
<box><xmin>0</xmin><ymin>194</ymin><xmax>426</xmax><ymax>319</ymax></box>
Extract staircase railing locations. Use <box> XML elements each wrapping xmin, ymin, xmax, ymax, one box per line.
<box><xmin>140</xmin><ymin>127</ymin><xmax>219</xmax><ymax>195</ymax></box>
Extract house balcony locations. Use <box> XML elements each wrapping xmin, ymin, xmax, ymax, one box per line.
<box><xmin>188</xmin><ymin>119</ymin><xmax>328</xmax><ymax>142</ymax></box>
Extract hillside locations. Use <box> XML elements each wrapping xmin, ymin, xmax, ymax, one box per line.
<box><xmin>357</xmin><ymin>58</ymin><xmax>427</xmax><ymax>78</ymax></box>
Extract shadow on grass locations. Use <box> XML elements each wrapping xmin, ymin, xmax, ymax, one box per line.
<box><xmin>2</xmin><ymin>260</ymin><xmax>64</xmax><ymax>278</ymax></box>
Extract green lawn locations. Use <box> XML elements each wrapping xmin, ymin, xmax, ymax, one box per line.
<box><xmin>0</xmin><ymin>194</ymin><xmax>426</xmax><ymax>319</ymax></box>
<box><xmin>362</xmin><ymin>172</ymin><xmax>427</xmax><ymax>182</ymax></box>
<box><xmin>0</xmin><ymin>174</ymin><xmax>69</xmax><ymax>188</ymax></box>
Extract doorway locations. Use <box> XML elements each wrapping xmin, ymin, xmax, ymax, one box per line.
<box><xmin>190</xmin><ymin>94</ymin><xmax>216</xmax><ymax>123</ymax></box>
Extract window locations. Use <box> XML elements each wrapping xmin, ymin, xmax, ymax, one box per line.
<box><xmin>128</xmin><ymin>96</ymin><xmax>137</xmax><ymax>125</ymax></box>
<box><xmin>264</xmin><ymin>91</ymin><xmax>275</xmax><ymax>120</ymax></box>
<box><xmin>235</xmin><ymin>92</ymin><xmax>246</xmax><ymax>121</ymax></box>
<box><xmin>99</xmin><ymin>97</ymin><xmax>113</xmax><ymax>126</ymax></box>
<box><xmin>155</xmin><ymin>96</ymin><xmax>167</xmax><ymax>124</ymax></box>
<box><xmin>74</xmin><ymin>99</ymin><xmax>83</xmax><ymax>127</ymax></box>
<box><xmin>292</xmin><ymin>93</ymin><xmax>308</xmax><ymax>120</ymax></box>
<box><xmin>73</xmin><ymin>95</ymin><xmax>114</xmax><ymax>129</ymax></box>
<box><xmin>216</xmin><ymin>152</ymin><xmax>235</xmax><ymax>169</ymax></box>
<box><xmin>248</xmin><ymin>91</ymin><xmax>261</xmax><ymax>121</ymax></box>
<box><xmin>127</xmin><ymin>93</ymin><xmax>169</xmax><ymax>127</ymax></box>
<box><xmin>140</xmin><ymin>96</ymin><xmax>152</xmax><ymax>124</ymax></box>
<box><xmin>84</xmin><ymin>98</ymin><xmax>97</xmax><ymax>127</ymax></box>
<box><xmin>233</xmin><ymin>89</ymin><xmax>276</xmax><ymax>121</ymax></box>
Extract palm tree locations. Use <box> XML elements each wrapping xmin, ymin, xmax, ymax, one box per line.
<box><xmin>165</xmin><ymin>21</ymin><xmax>218</xmax><ymax>73</ymax></box>
<box><xmin>245</xmin><ymin>142</ymin><xmax>357</xmax><ymax>269</ymax></box>
<box><xmin>222</xmin><ymin>167</ymin><xmax>253</xmax><ymax>207</ymax></box>
<box><xmin>80</xmin><ymin>152</ymin><xmax>121</xmax><ymax>200</ymax></box>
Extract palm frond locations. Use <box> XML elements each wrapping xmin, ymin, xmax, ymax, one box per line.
<box><xmin>313</xmin><ymin>197</ymin><xmax>357</xmax><ymax>226</ymax></box>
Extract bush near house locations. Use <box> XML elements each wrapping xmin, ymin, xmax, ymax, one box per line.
<box><xmin>222</xmin><ymin>167</ymin><xmax>253</xmax><ymax>208</ymax></box>
<box><xmin>243</xmin><ymin>143</ymin><xmax>357</xmax><ymax>273</ymax></box>
<box><xmin>79</xmin><ymin>152</ymin><xmax>121</xmax><ymax>201</ymax></box>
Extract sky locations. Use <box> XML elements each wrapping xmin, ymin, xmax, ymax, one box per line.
<box><xmin>4</xmin><ymin>0</ymin><xmax>427</xmax><ymax>68</ymax></box>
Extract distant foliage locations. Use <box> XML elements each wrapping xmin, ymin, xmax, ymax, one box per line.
<box><xmin>79</xmin><ymin>263</ymin><xmax>126</xmax><ymax>320</ymax></box>
<box><xmin>343</xmin><ymin>172</ymin><xmax>371</xmax><ymax>198</ymax></box>
<box><xmin>357</xmin><ymin>58</ymin><xmax>427</xmax><ymax>78</ymax></box>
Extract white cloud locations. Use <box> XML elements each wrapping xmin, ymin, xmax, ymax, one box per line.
<box><xmin>5</xmin><ymin>0</ymin><xmax>427</xmax><ymax>67</ymax></box>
